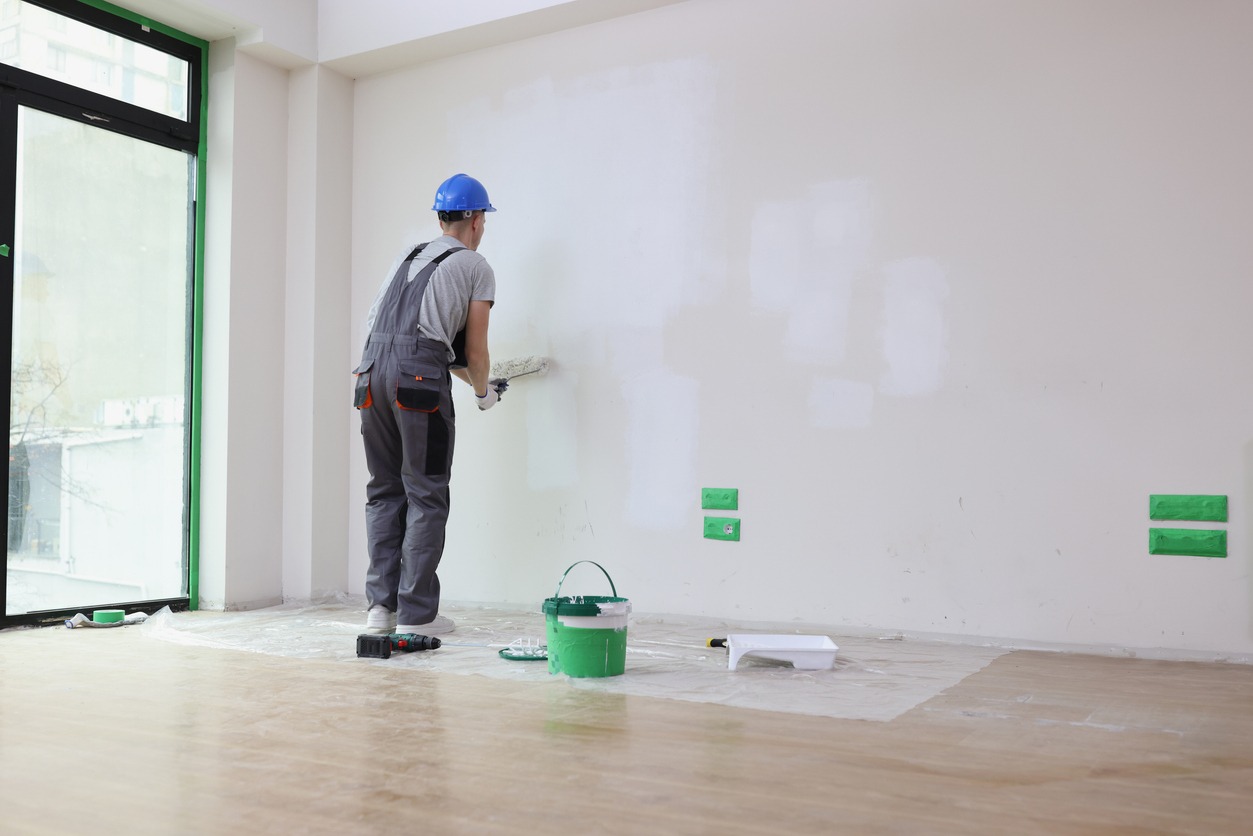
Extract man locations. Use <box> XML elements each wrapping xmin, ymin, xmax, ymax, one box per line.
<box><xmin>353</xmin><ymin>173</ymin><xmax>502</xmax><ymax>636</ymax></box>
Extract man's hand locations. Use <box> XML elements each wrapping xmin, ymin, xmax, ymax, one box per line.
<box><xmin>476</xmin><ymin>387</ymin><xmax>500</xmax><ymax>410</ymax></box>
<box><xmin>477</xmin><ymin>379</ymin><xmax>508</xmax><ymax>411</ymax></box>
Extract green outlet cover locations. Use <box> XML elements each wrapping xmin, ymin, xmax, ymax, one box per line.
<box><xmin>1148</xmin><ymin>528</ymin><xmax>1227</xmax><ymax>558</ymax></box>
<box><xmin>1149</xmin><ymin>494</ymin><xmax>1227</xmax><ymax>522</ymax></box>
<box><xmin>704</xmin><ymin>516</ymin><xmax>740</xmax><ymax>542</ymax></box>
<box><xmin>701</xmin><ymin>488</ymin><xmax>739</xmax><ymax>511</ymax></box>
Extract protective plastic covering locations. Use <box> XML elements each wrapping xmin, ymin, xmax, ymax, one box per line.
<box><xmin>139</xmin><ymin>596</ymin><xmax>1007</xmax><ymax>722</ymax></box>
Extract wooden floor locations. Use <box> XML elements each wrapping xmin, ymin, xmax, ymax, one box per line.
<box><xmin>1</xmin><ymin>625</ymin><xmax>1251</xmax><ymax>834</ymax></box>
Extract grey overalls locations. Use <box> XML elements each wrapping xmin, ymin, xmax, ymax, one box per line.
<box><xmin>354</xmin><ymin>243</ymin><xmax>464</xmax><ymax>626</ymax></box>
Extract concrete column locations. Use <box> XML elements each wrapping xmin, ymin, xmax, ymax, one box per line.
<box><xmin>282</xmin><ymin>64</ymin><xmax>353</xmax><ymax>603</ymax></box>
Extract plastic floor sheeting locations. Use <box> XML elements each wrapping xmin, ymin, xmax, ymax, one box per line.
<box><xmin>139</xmin><ymin>597</ymin><xmax>1008</xmax><ymax>722</ymax></box>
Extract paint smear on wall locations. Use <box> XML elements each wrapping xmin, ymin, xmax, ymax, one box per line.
<box><xmin>447</xmin><ymin>59</ymin><xmax>719</xmax><ymax>333</ymax></box>
<box><xmin>747</xmin><ymin>202</ymin><xmax>803</xmax><ymax>311</ymax></box>
<box><xmin>622</xmin><ymin>369</ymin><xmax>698</xmax><ymax>531</ymax></box>
<box><xmin>748</xmin><ymin>179</ymin><xmax>873</xmax><ymax>364</ymax></box>
<box><xmin>809</xmin><ymin>378</ymin><xmax>875</xmax><ymax>429</ymax></box>
<box><xmin>609</xmin><ymin>326</ymin><xmax>664</xmax><ymax>376</ymax></box>
<box><xmin>526</xmin><ymin>375</ymin><xmax>579</xmax><ymax>490</ymax></box>
<box><xmin>879</xmin><ymin>258</ymin><xmax>949</xmax><ymax>397</ymax></box>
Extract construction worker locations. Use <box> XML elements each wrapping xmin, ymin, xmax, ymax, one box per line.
<box><xmin>354</xmin><ymin>173</ymin><xmax>502</xmax><ymax>635</ymax></box>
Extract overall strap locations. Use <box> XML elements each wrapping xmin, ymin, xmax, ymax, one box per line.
<box><xmin>412</xmin><ymin>246</ymin><xmax>465</xmax><ymax>286</ymax></box>
<box><xmin>369</xmin><ymin>244</ymin><xmax>466</xmax><ymax>339</ymax></box>
<box><xmin>405</xmin><ymin>245</ymin><xmax>466</xmax><ymax>313</ymax></box>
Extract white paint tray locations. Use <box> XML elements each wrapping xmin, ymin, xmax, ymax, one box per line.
<box><xmin>726</xmin><ymin>634</ymin><xmax>839</xmax><ymax>671</ymax></box>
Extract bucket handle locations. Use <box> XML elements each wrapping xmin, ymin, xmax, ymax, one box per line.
<box><xmin>553</xmin><ymin>560</ymin><xmax>618</xmax><ymax>599</ymax></box>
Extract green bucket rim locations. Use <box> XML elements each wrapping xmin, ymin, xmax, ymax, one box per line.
<box><xmin>541</xmin><ymin>561</ymin><xmax>628</xmax><ymax>617</ymax></box>
<box><xmin>542</xmin><ymin>594</ymin><xmax>630</xmax><ymax>617</ymax></box>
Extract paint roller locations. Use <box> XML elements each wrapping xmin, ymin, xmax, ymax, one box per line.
<box><xmin>488</xmin><ymin>355</ymin><xmax>550</xmax><ymax>395</ymax></box>
<box><xmin>490</xmin><ymin>355</ymin><xmax>549</xmax><ymax>382</ymax></box>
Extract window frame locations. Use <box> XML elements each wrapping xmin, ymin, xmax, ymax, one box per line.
<box><xmin>0</xmin><ymin>0</ymin><xmax>207</xmax><ymax>626</ymax></box>
<box><xmin>0</xmin><ymin>0</ymin><xmax>202</xmax><ymax>151</ymax></box>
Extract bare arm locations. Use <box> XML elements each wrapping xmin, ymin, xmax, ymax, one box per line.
<box><xmin>462</xmin><ymin>299</ymin><xmax>492</xmax><ymax>396</ymax></box>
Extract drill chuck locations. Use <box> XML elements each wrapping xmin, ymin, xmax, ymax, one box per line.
<box><xmin>392</xmin><ymin>633</ymin><xmax>441</xmax><ymax>652</ymax></box>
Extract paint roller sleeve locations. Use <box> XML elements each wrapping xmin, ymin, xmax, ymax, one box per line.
<box><xmin>490</xmin><ymin>355</ymin><xmax>550</xmax><ymax>381</ymax></box>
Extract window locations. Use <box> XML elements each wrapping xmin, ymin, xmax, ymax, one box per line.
<box><xmin>3</xmin><ymin>0</ymin><xmax>189</xmax><ymax>120</ymax></box>
<box><xmin>1</xmin><ymin>0</ymin><xmax>206</xmax><ymax>625</ymax></box>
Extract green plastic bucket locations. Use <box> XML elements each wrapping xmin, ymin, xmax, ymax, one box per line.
<box><xmin>542</xmin><ymin>561</ymin><xmax>631</xmax><ymax>678</ymax></box>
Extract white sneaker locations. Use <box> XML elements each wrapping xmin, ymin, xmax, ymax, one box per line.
<box><xmin>366</xmin><ymin>605</ymin><xmax>396</xmax><ymax>634</ymax></box>
<box><xmin>396</xmin><ymin>615</ymin><xmax>455</xmax><ymax>635</ymax></box>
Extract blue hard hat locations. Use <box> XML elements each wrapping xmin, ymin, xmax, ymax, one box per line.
<box><xmin>432</xmin><ymin>173</ymin><xmax>497</xmax><ymax>213</ymax></box>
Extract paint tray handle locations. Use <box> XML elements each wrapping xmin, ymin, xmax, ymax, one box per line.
<box><xmin>553</xmin><ymin>560</ymin><xmax>618</xmax><ymax>599</ymax></box>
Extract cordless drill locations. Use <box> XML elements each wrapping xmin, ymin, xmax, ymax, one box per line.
<box><xmin>356</xmin><ymin>633</ymin><xmax>442</xmax><ymax>659</ymax></box>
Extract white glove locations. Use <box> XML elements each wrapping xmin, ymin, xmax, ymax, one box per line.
<box><xmin>476</xmin><ymin>387</ymin><xmax>499</xmax><ymax>411</ymax></box>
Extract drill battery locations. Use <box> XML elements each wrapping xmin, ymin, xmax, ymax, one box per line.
<box><xmin>356</xmin><ymin>633</ymin><xmax>442</xmax><ymax>659</ymax></box>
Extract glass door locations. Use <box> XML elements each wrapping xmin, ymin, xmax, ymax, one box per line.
<box><xmin>5</xmin><ymin>105</ymin><xmax>192</xmax><ymax>616</ymax></box>
<box><xmin>0</xmin><ymin>0</ymin><xmax>205</xmax><ymax>624</ymax></box>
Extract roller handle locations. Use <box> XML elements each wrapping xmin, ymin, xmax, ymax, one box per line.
<box><xmin>706</xmin><ymin>638</ymin><xmax>727</xmax><ymax>648</ymax></box>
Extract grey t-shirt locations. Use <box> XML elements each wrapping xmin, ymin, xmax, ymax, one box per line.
<box><xmin>366</xmin><ymin>235</ymin><xmax>496</xmax><ymax>363</ymax></box>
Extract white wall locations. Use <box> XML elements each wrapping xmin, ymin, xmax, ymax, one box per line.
<box><xmin>110</xmin><ymin>0</ymin><xmax>682</xmax><ymax>617</ymax></box>
<box><xmin>200</xmin><ymin>43</ymin><xmax>289</xmax><ymax>610</ymax></box>
<box><xmin>202</xmin><ymin>42</ymin><xmax>354</xmax><ymax>611</ymax></box>
<box><xmin>350</xmin><ymin>0</ymin><xmax>1253</xmax><ymax>656</ymax></box>
<box><xmin>107</xmin><ymin>0</ymin><xmax>1253</xmax><ymax>657</ymax></box>
<box><xmin>283</xmin><ymin>64</ymin><xmax>353</xmax><ymax>601</ymax></box>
